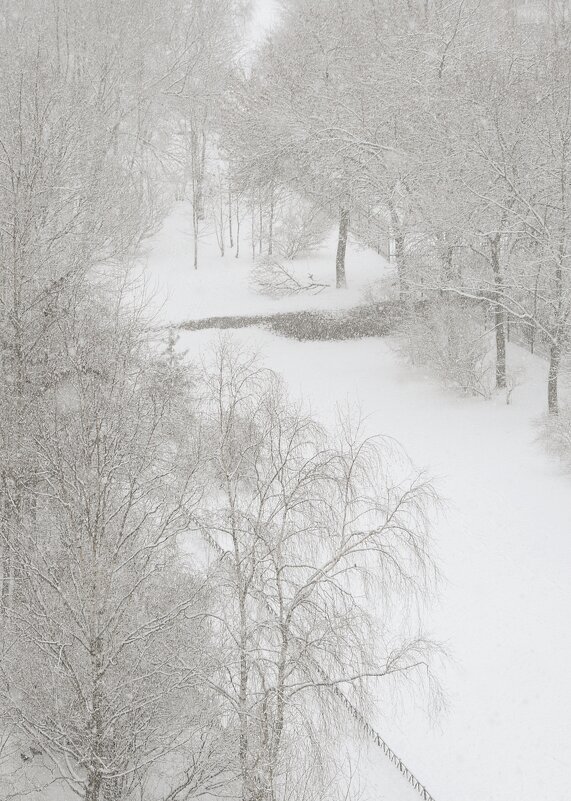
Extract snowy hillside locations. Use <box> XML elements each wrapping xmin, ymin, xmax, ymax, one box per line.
<box><xmin>146</xmin><ymin>207</ymin><xmax>571</xmax><ymax>801</ymax></box>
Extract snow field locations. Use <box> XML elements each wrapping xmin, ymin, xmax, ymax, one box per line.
<box><xmin>146</xmin><ymin>206</ymin><xmax>571</xmax><ymax>801</ymax></box>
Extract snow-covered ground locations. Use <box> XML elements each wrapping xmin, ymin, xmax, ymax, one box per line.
<box><xmin>141</xmin><ymin>202</ymin><xmax>390</xmax><ymax>323</ymax></box>
<box><xmin>145</xmin><ymin>206</ymin><xmax>571</xmax><ymax>801</ymax></box>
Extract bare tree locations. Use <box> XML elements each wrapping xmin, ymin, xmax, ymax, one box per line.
<box><xmin>190</xmin><ymin>338</ymin><xmax>440</xmax><ymax>801</ymax></box>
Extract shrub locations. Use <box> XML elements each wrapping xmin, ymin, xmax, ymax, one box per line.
<box><xmin>361</xmin><ymin>275</ymin><xmax>400</xmax><ymax>306</ymax></box>
<box><xmin>538</xmin><ymin>407</ymin><xmax>571</xmax><ymax>469</ymax></box>
<box><xmin>399</xmin><ymin>298</ymin><xmax>494</xmax><ymax>398</ymax></box>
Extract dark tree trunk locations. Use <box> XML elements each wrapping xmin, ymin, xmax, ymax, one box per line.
<box><xmin>85</xmin><ymin>772</ymin><xmax>102</xmax><ymax>801</ymax></box>
<box><xmin>494</xmin><ymin>303</ymin><xmax>507</xmax><ymax>389</ymax></box>
<box><xmin>258</xmin><ymin>197</ymin><xmax>263</xmax><ymax>257</ymax></box>
<box><xmin>388</xmin><ymin>203</ymin><xmax>409</xmax><ymax>301</ymax></box>
<box><xmin>251</xmin><ymin>199</ymin><xmax>256</xmax><ymax>261</ymax></box>
<box><xmin>394</xmin><ymin>230</ymin><xmax>408</xmax><ymax>300</ymax></box>
<box><xmin>235</xmin><ymin>197</ymin><xmax>240</xmax><ymax>259</ymax></box>
<box><xmin>548</xmin><ymin>340</ymin><xmax>561</xmax><ymax>415</ymax></box>
<box><xmin>268</xmin><ymin>184</ymin><xmax>274</xmax><ymax>256</ymax></box>
<box><xmin>336</xmin><ymin>207</ymin><xmax>350</xmax><ymax>289</ymax></box>
<box><xmin>190</xmin><ymin>124</ymin><xmax>206</xmax><ymax>224</ymax></box>
<box><xmin>491</xmin><ymin>236</ymin><xmax>507</xmax><ymax>389</ymax></box>
<box><xmin>528</xmin><ymin>321</ymin><xmax>536</xmax><ymax>355</ymax></box>
<box><xmin>228</xmin><ymin>186</ymin><xmax>234</xmax><ymax>250</ymax></box>
<box><xmin>192</xmin><ymin>201</ymin><xmax>199</xmax><ymax>270</ymax></box>
<box><xmin>219</xmin><ymin>189</ymin><xmax>225</xmax><ymax>257</ymax></box>
<box><xmin>548</xmin><ymin>248</ymin><xmax>565</xmax><ymax>414</ymax></box>
<box><xmin>197</xmin><ymin>130</ymin><xmax>207</xmax><ymax>221</ymax></box>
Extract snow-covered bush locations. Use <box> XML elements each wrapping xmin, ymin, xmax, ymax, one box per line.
<box><xmin>273</xmin><ymin>197</ymin><xmax>329</xmax><ymax>260</ymax></box>
<box><xmin>399</xmin><ymin>298</ymin><xmax>493</xmax><ymax>398</ymax></box>
<box><xmin>361</xmin><ymin>275</ymin><xmax>400</xmax><ymax>306</ymax></box>
<box><xmin>538</xmin><ymin>407</ymin><xmax>571</xmax><ymax>469</ymax></box>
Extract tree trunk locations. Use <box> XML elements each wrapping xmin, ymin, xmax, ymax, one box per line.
<box><xmin>251</xmin><ymin>200</ymin><xmax>256</xmax><ymax>261</ymax></box>
<box><xmin>192</xmin><ymin>201</ymin><xmax>199</xmax><ymax>270</ymax></box>
<box><xmin>219</xmin><ymin>188</ymin><xmax>225</xmax><ymax>257</ymax></box>
<box><xmin>548</xmin><ymin>339</ymin><xmax>561</xmax><ymax>414</ymax></box>
<box><xmin>85</xmin><ymin>772</ymin><xmax>102</xmax><ymax>801</ymax></box>
<box><xmin>528</xmin><ymin>320</ymin><xmax>536</xmax><ymax>355</ymax></box>
<box><xmin>235</xmin><ymin>197</ymin><xmax>240</xmax><ymax>259</ymax></box>
<box><xmin>268</xmin><ymin>183</ymin><xmax>274</xmax><ymax>256</ymax></box>
<box><xmin>394</xmin><ymin>230</ymin><xmax>408</xmax><ymax>300</ymax></box>
<box><xmin>1</xmin><ymin>477</ymin><xmax>20</xmax><ymax>617</ymax></box>
<box><xmin>388</xmin><ymin>203</ymin><xmax>409</xmax><ymax>301</ymax></box>
<box><xmin>0</xmin><ymin>520</ymin><xmax>14</xmax><ymax>616</ymax></box>
<box><xmin>490</xmin><ymin>236</ymin><xmax>507</xmax><ymax>389</ymax></box>
<box><xmin>548</xmin><ymin>248</ymin><xmax>565</xmax><ymax>414</ymax></box>
<box><xmin>190</xmin><ymin>124</ymin><xmax>206</xmax><ymax>224</ymax></box>
<box><xmin>228</xmin><ymin>186</ymin><xmax>234</xmax><ymax>250</ymax></box>
<box><xmin>197</xmin><ymin>129</ymin><xmax>207</xmax><ymax>221</ymax></box>
<box><xmin>336</xmin><ymin>207</ymin><xmax>350</xmax><ymax>289</ymax></box>
<box><xmin>441</xmin><ymin>242</ymin><xmax>455</xmax><ymax>286</ymax></box>
<box><xmin>494</xmin><ymin>302</ymin><xmax>507</xmax><ymax>389</ymax></box>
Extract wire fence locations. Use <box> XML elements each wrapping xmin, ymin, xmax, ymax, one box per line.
<box><xmin>201</xmin><ymin>526</ymin><xmax>437</xmax><ymax>801</ymax></box>
<box><xmin>323</xmin><ymin>673</ymin><xmax>436</xmax><ymax>801</ymax></box>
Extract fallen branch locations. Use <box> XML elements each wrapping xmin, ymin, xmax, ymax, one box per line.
<box><xmin>251</xmin><ymin>256</ymin><xmax>330</xmax><ymax>297</ymax></box>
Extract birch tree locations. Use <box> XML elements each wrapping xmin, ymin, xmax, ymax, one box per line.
<box><xmin>192</xmin><ymin>339</ymin><xmax>440</xmax><ymax>801</ymax></box>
